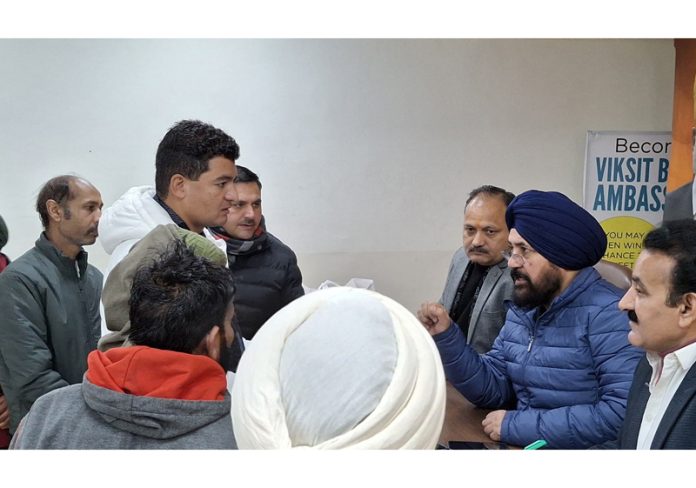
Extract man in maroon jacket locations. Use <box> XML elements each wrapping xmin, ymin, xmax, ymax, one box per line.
<box><xmin>0</xmin><ymin>214</ymin><xmax>10</xmax><ymax>447</ymax></box>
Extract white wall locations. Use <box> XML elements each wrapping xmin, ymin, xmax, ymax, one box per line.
<box><xmin>0</xmin><ymin>39</ymin><xmax>675</xmax><ymax>312</ymax></box>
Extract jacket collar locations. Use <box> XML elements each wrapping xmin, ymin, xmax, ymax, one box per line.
<box><xmin>209</xmin><ymin>216</ymin><xmax>269</xmax><ymax>257</ymax></box>
<box><xmin>35</xmin><ymin>232</ymin><xmax>89</xmax><ymax>278</ymax></box>
<box><xmin>153</xmin><ymin>194</ymin><xmax>191</xmax><ymax>231</ymax></box>
<box><xmin>506</xmin><ymin>266</ymin><xmax>601</xmax><ymax>324</ymax></box>
<box><xmin>492</xmin><ymin>257</ymin><xmax>508</xmax><ymax>271</ymax></box>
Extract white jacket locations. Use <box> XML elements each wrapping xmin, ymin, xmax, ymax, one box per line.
<box><xmin>99</xmin><ymin>186</ymin><xmax>173</xmax><ymax>280</ymax></box>
<box><xmin>98</xmin><ymin>185</ymin><xmax>227</xmax><ymax>335</ymax></box>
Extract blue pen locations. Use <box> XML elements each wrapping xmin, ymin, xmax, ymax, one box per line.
<box><xmin>523</xmin><ymin>439</ymin><xmax>547</xmax><ymax>450</ymax></box>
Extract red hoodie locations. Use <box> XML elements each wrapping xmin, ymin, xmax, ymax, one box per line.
<box><xmin>86</xmin><ymin>346</ymin><xmax>227</xmax><ymax>401</ymax></box>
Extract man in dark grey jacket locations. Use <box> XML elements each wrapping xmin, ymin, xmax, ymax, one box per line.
<box><xmin>10</xmin><ymin>242</ymin><xmax>237</xmax><ymax>449</ymax></box>
<box><xmin>422</xmin><ymin>185</ymin><xmax>515</xmax><ymax>353</ymax></box>
<box><xmin>0</xmin><ymin>175</ymin><xmax>103</xmax><ymax>435</ymax></box>
<box><xmin>210</xmin><ymin>166</ymin><xmax>304</xmax><ymax>340</ymax></box>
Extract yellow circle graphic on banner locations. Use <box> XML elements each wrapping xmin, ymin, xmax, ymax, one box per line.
<box><xmin>600</xmin><ymin>216</ymin><xmax>655</xmax><ymax>269</ymax></box>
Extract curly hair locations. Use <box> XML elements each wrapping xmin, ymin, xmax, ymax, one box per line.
<box><xmin>128</xmin><ymin>240</ymin><xmax>236</xmax><ymax>353</ymax></box>
<box><xmin>155</xmin><ymin>120</ymin><xmax>240</xmax><ymax>197</ymax></box>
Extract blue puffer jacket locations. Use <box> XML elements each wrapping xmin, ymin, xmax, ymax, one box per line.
<box><xmin>434</xmin><ymin>267</ymin><xmax>643</xmax><ymax>449</ymax></box>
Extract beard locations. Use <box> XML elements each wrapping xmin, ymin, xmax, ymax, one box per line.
<box><xmin>511</xmin><ymin>266</ymin><xmax>563</xmax><ymax>309</ymax></box>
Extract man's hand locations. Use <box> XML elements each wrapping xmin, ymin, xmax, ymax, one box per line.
<box><xmin>0</xmin><ymin>395</ymin><xmax>10</xmax><ymax>430</ymax></box>
<box><xmin>482</xmin><ymin>410</ymin><xmax>506</xmax><ymax>442</ymax></box>
<box><xmin>417</xmin><ymin>302</ymin><xmax>453</xmax><ymax>336</ymax></box>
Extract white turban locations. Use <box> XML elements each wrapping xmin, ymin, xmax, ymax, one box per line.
<box><xmin>230</xmin><ymin>287</ymin><xmax>446</xmax><ymax>449</ymax></box>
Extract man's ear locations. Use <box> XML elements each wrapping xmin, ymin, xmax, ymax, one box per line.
<box><xmin>678</xmin><ymin>293</ymin><xmax>696</xmax><ymax>329</ymax></box>
<box><xmin>45</xmin><ymin>199</ymin><xmax>64</xmax><ymax>223</ymax></box>
<box><xmin>169</xmin><ymin>174</ymin><xmax>187</xmax><ymax>199</ymax></box>
<box><xmin>201</xmin><ymin>325</ymin><xmax>222</xmax><ymax>361</ymax></box>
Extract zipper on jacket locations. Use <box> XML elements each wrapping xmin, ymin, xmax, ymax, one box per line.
<box><xmin>527</xmin><ymin>332</ymin><xmax>535</xmax><ymax>352</ymax></box>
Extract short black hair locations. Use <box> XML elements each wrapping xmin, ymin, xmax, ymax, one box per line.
<box><xmin>35</xmin><ymin>175</ymin><xmax>80</xmax><ymax>229</ymax></box>
<box><xmin>466</xmin><ymin>185</ymin><xmax>515</xmax><ymax>207</ymax></box>
<box><xmin>643</xmin><ymin>219</ymin><xmax>696</xmax><ymax>306</ymax></box>
<box><xmin>155</xmin><ymin>120</ymin><xmax>240</xmax><ymax>197</ymax></box>
<box><xmin>128</xmin><ymin>240</ymin><xmax>235</xmax><ymax>353</ymax></box>
<box><xmin>234</xmin><ymin>165</ymin><xmax>262</xmax><ymax>189</ymax></box>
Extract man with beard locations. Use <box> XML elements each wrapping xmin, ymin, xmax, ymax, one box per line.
<box><xmin>419</xmin><ymin>185</ymin><xmax>515</xmax><ymax>353</ymax></box>
<box><xmin>597</xmin><ymin>220</ymin><xmax>696</xmax><ymax>449</ymax></box>
<box><xmin>209</xmin><ymin>166</ymin><xmax>304</xmax><ymax>340</ymax></box>
<box><xmin>418</xmin><ymin>190</ymin><xmax>642</xmax><ymax>449</ymax></box>
<box><xmin>10</xmin><ymin>243</ymin><xmax>237</xmax><ymax>449</ymax></box>
<box><xmin>0</xmin><ymin>175</ymin><xmax>103</xmax><ymax>436</ymax></box>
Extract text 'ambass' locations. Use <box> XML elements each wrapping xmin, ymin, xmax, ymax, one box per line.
<box><xmin>583</xmin><ymin>131</ymin><xmax>671</xmax><ymax>268</ymax></box>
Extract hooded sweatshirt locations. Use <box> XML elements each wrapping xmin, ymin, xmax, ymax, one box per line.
<box><xmin>98</xmin><ymin>224</ymin><xmax>227</xmax><ymax>349</ymax></box>
<box><xmin>10</xmin><ymin>346</ymin><xmax>236</xmax><ymax>449</ymax></box>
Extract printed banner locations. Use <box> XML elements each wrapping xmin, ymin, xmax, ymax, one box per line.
<box><xmin>583</xmin><ymin>130</ymin><xmax>671</xmax><ymax>268</ymax></box>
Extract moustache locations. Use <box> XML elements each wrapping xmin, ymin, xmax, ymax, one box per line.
<box><xmin>510</xmin><ymin>269</ymin><xmax>530</xmax><ymax>283</ymax></box>
<box><xmin>467</xmin><ymin>245</ymin><xmax>489</xmax><ymax>254</ymax></box>
<box><xmin>627</xmin><ymin>310</ymin><xmax>638</xmax><ymax>323</ymax></box>
<box><xmin>240</xmin><ymin>220</ymin><xmax>256</xmax><ymax>226</ymax></box>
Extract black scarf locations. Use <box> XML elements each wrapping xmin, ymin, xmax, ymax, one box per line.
<box><xmin>209</xmin><ymin>217</ymin><xmax>268</xmax><ymax>263</ymax></box>
<box><xmin>449</xmin><ymin>261</ymin><xmax>490</xmax><ymax>339</ymax></box>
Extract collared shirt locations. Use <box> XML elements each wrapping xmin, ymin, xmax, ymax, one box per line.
<box><xmin>636</xmin><ymin>341</ymin><xmax>696</xmax><ymax>449</ymax></box>
<box><xmin>152</xmin><ymin>194</ymin><xmax>191</xmax><ymax>231</ymax></box>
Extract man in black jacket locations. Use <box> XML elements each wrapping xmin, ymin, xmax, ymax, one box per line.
<box><xmin>0</xmin><ymin>175</ymin><xmax>103</xmax><ymax>435</ymax></box>
<box><xmin>210</xmin><ymin>166</ymin><xmax>304</xmax><ymax>339</ymax></box>
<box><xmin>605</xmin><ymin>219</ymin><xmax>696</xmax><ymax>449</ymax></box>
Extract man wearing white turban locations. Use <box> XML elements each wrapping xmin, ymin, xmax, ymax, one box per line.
<box><xmin>230</xmin><ymin>287</ymin><xmax>446</xmax><ymax>449</ymax></box>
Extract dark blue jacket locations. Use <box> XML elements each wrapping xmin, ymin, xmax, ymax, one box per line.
<box><xmin>434</xmin><ymin>267</ymin><xmax>642</xmax><ymax>448</ymax></box>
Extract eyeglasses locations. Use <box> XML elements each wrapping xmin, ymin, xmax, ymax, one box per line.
<box><xmin>501</xmin><ymin>248</ymin><xmax>536</xmax><ymax>265</ymax></box>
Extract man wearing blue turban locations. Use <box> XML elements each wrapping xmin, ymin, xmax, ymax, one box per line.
<box><xmin>419</xmin><ymin>190</ymin><xmax>643</xmax><ymax>448</ymax></box>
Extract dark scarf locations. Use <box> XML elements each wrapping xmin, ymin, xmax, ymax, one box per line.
<box><xmin>449</xmin><ymin>261</ymin><xmax>490</xmax><ymax>339</ymax></box>
<box><xmin>209</xmin><ymin>217</ymin><xmax>268</xmax><ymax>262</ymax></box>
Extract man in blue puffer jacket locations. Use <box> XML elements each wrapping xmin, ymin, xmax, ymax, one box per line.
<box><xmin>419</xmin><ymin>190</ymin><xmax>642</xmax><ymax>449</ymax></box>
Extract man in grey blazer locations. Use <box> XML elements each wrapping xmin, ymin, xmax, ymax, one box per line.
<box><xmin>602</xmin><ymin>219</ymin><xmax>696</xmax><ymax>449</ymax></box>
<box><xmin>426</xmin><ymin>185</ymin><xmax>515</xmax><ymax>353</ymax></box>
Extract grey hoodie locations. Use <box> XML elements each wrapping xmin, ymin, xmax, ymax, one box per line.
<box><xmin>10</xmin><ymin>378</ymin><xmax>237</xmax><ymax>449</ymax></box>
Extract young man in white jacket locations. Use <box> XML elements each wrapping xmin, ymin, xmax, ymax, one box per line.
<box><xmin>98</xmin><ymin>120</ymin><xmax>240</xmax><ymax>341</ymax></box>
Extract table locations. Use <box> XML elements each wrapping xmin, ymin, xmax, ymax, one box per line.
<box><xmin>439</xmin><ymin>382</ymin><xmax>511</xmax><ymax>449</ymax></box>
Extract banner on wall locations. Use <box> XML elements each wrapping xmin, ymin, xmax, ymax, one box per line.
<box><xmin>583</xmin><ymin>130</ymin><xmax>671</xmax><ymax>268</ymax></box>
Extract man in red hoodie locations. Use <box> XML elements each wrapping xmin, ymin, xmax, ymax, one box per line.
<box><xmin>10</xmin><ymin>240</ymin><xmax>238</xmax><ymax>449</ymax></box>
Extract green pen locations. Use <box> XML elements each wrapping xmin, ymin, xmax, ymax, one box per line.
<box><xmin>524</xmin><ymin>439</ymin><xmax>548</xmax><ymax>450</ymax></box>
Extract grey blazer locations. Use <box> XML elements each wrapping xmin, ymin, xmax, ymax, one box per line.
<box><xmin>439</xmin><ymin>247</ymin><xmax>514</xmax><ymax>353</ymax></box>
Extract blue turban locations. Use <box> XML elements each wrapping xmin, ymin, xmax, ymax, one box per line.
<box><xmin>505</xmin><ymin>190</ymin><xmax>607</xmax><ymax>270</ymax></box>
